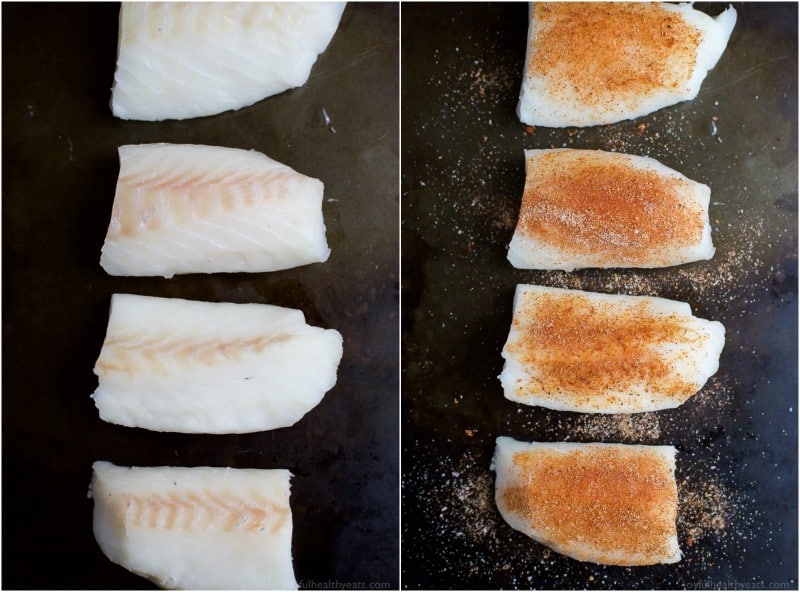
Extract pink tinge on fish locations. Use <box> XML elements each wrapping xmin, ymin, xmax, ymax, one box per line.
<box><xmin>111</xmin><ymin>2</ymin><xmax>346</xmax><ymax>121</ymax></box>
<box><xmin>100</xmin><ymin>143</ymin><xmax>331</xmax><ymax>278</ymax></box>
<box><xmin>90</xmin><ymin>462</ymin><xmax>298</xmax><ymax>589</ymax></box>
<box><xmin>92</xmin><ymin>294</ymin><xmax>343</xmax><ymax>434</ymax></box>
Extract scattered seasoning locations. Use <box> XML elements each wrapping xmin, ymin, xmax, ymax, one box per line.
<box><xmin>678</xmin><ymin>476</ymin><xmax>732</xmax><ymax>543</ymax></box>
<box><xmin>405</xmin><ymin>4</ymin><xmax>795</xmax><ymax>588</ymax></box>
<box><xmin>572</xmin><ymin>412</ymin><xmax>662</xmax><ymax>443</ymax></box>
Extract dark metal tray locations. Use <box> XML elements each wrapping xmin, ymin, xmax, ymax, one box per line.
<box><xmin>401</xmin><ymin>3</ymin><xmax>797</xmax><ymax>589</ymax></box>
<box><xmin>2</xmin><ymin>3</ymin><xmax>399</xmax><ymax>589</ymax></box>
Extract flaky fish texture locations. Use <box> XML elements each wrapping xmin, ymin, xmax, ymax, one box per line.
<box><xmin>90</xmin><ymin>461</ymin><xmax>297</xmax><ymax>589</ymax></box>
<box><xmin>492</xmin><ymin>438</ymin><xmax>681</xmax><ymax>566</ymax></box>
<box><xmin>100</xmin><ymin>143</ymin><xmax>331</xmax><ymax>278</ymax></box>
<box><xmin>111</xmin><ymin>2</ymin><xmax>346</xmax><ymax>121</ymax></box>
<box><xmin>499</xmin><ymin>285</ymin><xmax>725</xmax><ymax>413</ymax></box>
<box><xmin>92</xmin><ymin>294</ymin><xmax>343</xmax><ymax>434</ymax></box>
<box><xmin>507</xmin><ymin>149</ymin><xmax>714</xmax><ymax>271</ymax></box>
<box><xmin>517</xmin><ymin>2</ymin><xmax>736</xmax><ymax>127</ymax></box>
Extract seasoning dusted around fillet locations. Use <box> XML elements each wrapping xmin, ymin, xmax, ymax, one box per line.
<box><xmin>498</xmin><ymin>285</ymin><xmax>725</xmax><ymax>414</ymax></box>
<box><xmin>92</xmin><ymin>294</ymin><xmax>343</xmax><ymax>434</ymax></box>
<box><xmin>492</xmin><ymin>438</ymin><xmax>681</xmax><ymax>566</ymax></box>
<box><xmin>507</xmin><ymin>149</ymin><xmax>715</xmax><ymax>271</ymax></box>
<box><xmin>90</xmin><ymin>461</ymin><xmax>298</xmax><ymax>589</ymax></box>
<box><xmin>517</xmin><ymin>2</ymin><xmax>737</xmax><ymax>127</ymax></box>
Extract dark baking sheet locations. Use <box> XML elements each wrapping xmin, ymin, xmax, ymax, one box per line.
<box><xmin>2</xmin><ymin>3</ymin><xmax>398</xmax><ymax>589</ymax></box>
<box><xmin>401</xmin><ymin>3</ymin><xmax>797</xmax><ymax>589</ymax></box>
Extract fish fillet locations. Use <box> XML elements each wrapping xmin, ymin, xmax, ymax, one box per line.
<box><xmin>111</xmin><ymin>2</ymin><xmax>346</xmax><ymax>121</ymax></box>
<box><xmin>100</xmin><ymin>143</ymin><xmax>331</xmax><ymax>278</ymax></box>
<box><xmin>507</xmin><ymin>149</ymin><xmax>714</xmax><ymax>270</ymax></box>
<box><xmin>517</xmin><ymin>2</ymin><xmax>736</xmax><ymax>127</ymax></box>
<box><xmin>499</xmin><ymin>285</ymin><xmax>725</xmax><ymax>413</ymax></box>
<box><xmin>92</xmin><ymin>294</ymin><xmax>343</xmax><ymax>434</ymax></box>
<box><xmin>492</xmin><ymin>437</ymin><xmax>680</xmax><ymax>566</ymax></box>
<box><xmin>90</xmin><ymin>461</ymin><xmax>297</xmax><ymax>589</ymax></box>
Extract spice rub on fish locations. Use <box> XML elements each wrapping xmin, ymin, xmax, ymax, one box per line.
<box><xmin>92</xmin><ymin>294</ymin><xmax>343</xmax><ymax>434</ymax></box>
<box><xmin>111</xmin><ymin>2</ymin><xmax>345</xmax><ymax>121</ymax></box>
<box><xmin>498</xmin><ymin>285</ymin><xmax>725</xmax><ymax>413</ymax></box>
<box><xmin>517</xmin><ymin>2</ymin><xmax>737</xmax><ymax>127</ymax></box>
<box><xmin>90</xmin><ymin>461</ymin><xmax>297</xmax><ymax>589</ymax></box>
<box><xmin>507</xmin><ymin>149</ymin><xmax>714</xmax><ymax>271</ymax></box>
<box><xmin>100</xmin><ymin>143</ymin><xmax>331</xmax><ymax>278</ymax></box>
<box><xmin>492</xmin><ymin>438</ymin><xmax>681</xmax><ymax>566</ymax></box>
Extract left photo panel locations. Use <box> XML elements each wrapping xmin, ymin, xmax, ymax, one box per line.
<box><xmin>2</xmin><ymin>3</ymin><xmax>399</xmax><ymax>589</ymax></box>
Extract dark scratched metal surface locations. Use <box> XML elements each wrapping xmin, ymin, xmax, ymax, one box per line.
<box><xmin>2</xmin><ymin>3</ymin><xmax>398</xmax><ymax>589</ymax></box>
<box><xmin>402</xmin><ymin>3</ymin><xmax>797</xmax><ymax>589</ymax></box>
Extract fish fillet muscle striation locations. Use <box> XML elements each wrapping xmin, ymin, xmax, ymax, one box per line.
<box><xmin>92</xmin><ymin>294</ymin><xmax>343</xmax><ymax>434</ymax></box>
<box><xmin>91</xmin><ymin>461</ymin><xmax>298</xmax><ymax>589</ymax></box>
<box><xmin>100</xmin><ymin>143</ymin><xmax>331</xmax><ymax>278</ymax></box>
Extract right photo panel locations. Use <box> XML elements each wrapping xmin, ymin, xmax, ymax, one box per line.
<box><xmin>401</xmin><ymin>3</ymin><xmax>798</xmax><ymax>589</ymax></box>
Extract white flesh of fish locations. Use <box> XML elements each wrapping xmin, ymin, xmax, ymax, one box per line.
<box><xmin>492</xmin><ymin>437</ymin><xmax>680</xmax><ymax>566</ymax></box>
<box><xmin>91</xmin><ymin>461</ymin><xmax>297</xmax><ymax>589</ymax></box>
<box><xmin>111</xmin><ymin>2</ymin><xmax>346</xmax><ymax>121</ymax></box>
<box><xmin>499</xmin><ymin>285</ymin><xmax>725</xmax><ymax>413</ymax></box>
<box><xmin>92</xmin><ymin>294</ymin><xmax>343</xmax><ymax>434</ymax></box>
<box><xmin>517</xmin><ymin>2</ymin><xmax>737</xmax><ymax>127</ymax></box>
<box><xmin>100</xmin><ymin>143</ymin><xmax>331</xmax><ymax>278</ymax></box>
<box><xmin>507</xmin><ymin>149</ymin><xmax>714</xmax><ymax>271</ymax></box>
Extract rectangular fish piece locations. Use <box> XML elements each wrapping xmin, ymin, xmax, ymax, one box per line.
<box><xmin>517</xmin><ymin>2</ymin><xmax>736</xmax><ymax>127</ymax></box>
<box><xmin>499</xmin><ymin>285</ymin><xmax>725</xmax><ymax>413</ymax></box>
<box><xmin>91</xmin><ymin>461</ymin><xmax>297</xmax><ymax>589</ymax></box>
<box><xmin>492</xmin><ymin>437</ymin><xmax>680</xmax><ymax>566</ymax></box>
<box><xmin>100</xmin><ymin>143</ymin><xmax>331</xmax><ymax>278</ymax></box>
<box><xmin>507</xmin><ymin>149</ymin><xmax>714</xmax><ymax>270</ymax></box>
<box><xmin>92</xmin><ymin>294</ymin><xmax>343</xmax><ymax>434</ymax></box>
<box><xmin>111</xmin><ymin>2</ymin><xmax>346</xmax><ymax>121</ymax></box>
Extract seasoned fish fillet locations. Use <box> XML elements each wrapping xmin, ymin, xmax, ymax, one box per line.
<box><xmin>91</xmin><ymin>461</ymin><xmax>297</xmax><ymax>589</ymax></box>
<box><xmin>92</xmin><ymin>294</ymin><xmax>343</xmax><ymax>434</ymax></box>
<box><xmin>100</xmin><ymin>143</ymin><xmax>331</xmax><ymax>278</ymax></box>
<box><xmin>517</xmin><ymin>2</ymin><xmax>736</xmax><ymax>127</ymax></box>
<box><xmin>499</xmin><ymin>285</ymin><xmax>725</xmax><ymax>413</ymax></box>
<box><xmin>492</xmin><ymin>438</ymin><xmax>680</xmax><ymax>566</ymax></box>
<box><xmin>111</xmin><ymin>2</ymin><xmax>346</xmax><ymax>121</ymax></box>
<box><xmin>507</xmin><ymin>149</ymin><xmax>714</xmax><ymax>270</ymax></box>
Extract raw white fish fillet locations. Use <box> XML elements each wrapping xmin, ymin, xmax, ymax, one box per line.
<box><xmin>92</xmin><ymin>294</ymin><xmax>343</xmax><ymax>434</ymax></box>
<box><xmin>90</xmin><ymin>461</ymin><xmax>297</xmax><ymax>589</ymax></box>
<box><xmin>100</xmin><ymin>143</ymin><xmax>331</xmax><ymax>278</ymax></box>
<box><xmin>517</xmin><ymin>2</ymin><xmax>737</xmax><ymax>127</ymax></box>
<box><xmin>492</xmin><ymin>437</ymin><xmax>680</xmax><ymax>566</ymax></box>
<box><xmin>111</xmin><ymin>2</ymin><xmax>346</xmax><ymax>121</ymax></box>
<box><xmin>507</xmin><ymin>149</ymin><xmax>714</xmax><ymax>271</ymax></box>
<box><xmin>499</xmin><ymin>285</ymin><xmax>725</xmax><ymax>413</ymax></box>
